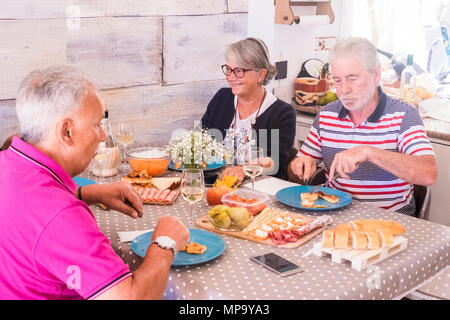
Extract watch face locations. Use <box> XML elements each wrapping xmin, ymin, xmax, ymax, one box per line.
<box><xmin>156</xmin><ymin>236</ymin><xmax>176</xmax><ymax>250</ymax></box>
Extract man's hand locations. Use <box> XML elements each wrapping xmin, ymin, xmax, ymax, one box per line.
<box><xmin>288</xmin><ymin>155</ymin><xmax>317</xmax><ymax>182</ymax></box>
<box><xmin>151</xmin><ymin>215</ymin><xmax>190</xmax><ymax>252</ymax></box>
<box><xmin>329</xmin><ymin>146</ymin><xmax>369</xmax><ymax>181</ymax></box>
<box><xmin>80</xmin><ymin>181</ymin><xmax>143</xmax><ymax>219</ymax></box>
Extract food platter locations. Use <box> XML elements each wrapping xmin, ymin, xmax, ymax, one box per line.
<box><xmin>196</xmin><ymin>208</ymin><xmax>330</xmax><ymax>248</ymax></box>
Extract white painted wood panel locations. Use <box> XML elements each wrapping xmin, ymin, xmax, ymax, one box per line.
<box><xmin>102</xmin><ymin>80</ymin><xmax>228</xmax><ymax>145</ymax></box>
<box><xmin>0</xmin><ymin>1</ymin><xmax>226</xmax><ymax>19</ymax></box>
<box><xmin>0</xmin><ymin>17</ymin><xmax>162</xmax><ymax>99</ymax></box>
<box><xmin>227</xmin><ymin>0</ymin><xmax>249</xmax><ymax>13</ymax></box>
<box><xmin>67</xmin><ymin>17</ymin><xmax>162</xmax><ymax>90</ymax></box>
<box><xmin>0</xmin><ymin>100</ymin><xmax>20</xmax><ymax>146</ymax></box>
<box><xmin>163</xmin><ymin>13</ymin><xmax>248</xmax><ymax>85</ymax></box>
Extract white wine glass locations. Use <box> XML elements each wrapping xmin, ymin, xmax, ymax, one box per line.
<box><xmin>242</xmin><ymin>147</ymin><xmax>264</xmax><ymax>190</ymax></box>
<box><xmin>181</xmin><ymin>168</ymin><xmax>205</xmax><ymax>227</ymax></box>
<box><xmin>115</xmin><ymin>122</ymin><xmax>134</xmax><ymax>169</ymax></box>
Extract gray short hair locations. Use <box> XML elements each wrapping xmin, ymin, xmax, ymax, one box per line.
<box><xmin>16</xmin><ymin>65</ymin><xmax>98</xmax><ymax>144</ymax></box>
<box><xmin>226</xmin><ymin>37</ymin><xmax>277</xmax><ymax>86</ymax></box>
<box><xmin>329</xmin><ymin>37</ymin><xmax>381</xmax><ymax>73</ymax></box>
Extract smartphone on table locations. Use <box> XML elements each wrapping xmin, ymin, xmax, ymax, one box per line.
<box><xmin>250</xmin><ymin>253</ymin><xmax>304</xmax><ymax>277</ymax></box>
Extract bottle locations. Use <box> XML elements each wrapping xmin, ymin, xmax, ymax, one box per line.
<box><xmin>400</xmin><ymin>54</ymin><xmax>417</xmax><ymax>102</ymax></box>
<box><xmin>91</xmin><ymin>109</ymin><xmax>120</xmax><ymax>177</ymax></box>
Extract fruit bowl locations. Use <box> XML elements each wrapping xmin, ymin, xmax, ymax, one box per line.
<box><xmin>126</xmin><ymin>146</ymin><xmax>170</xmax><ymax>177</ymax></box>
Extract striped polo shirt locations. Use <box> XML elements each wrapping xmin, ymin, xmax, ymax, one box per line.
<box><xmin>299</xmin><ymin>87</ymin><xmax>435</xmax><ymax>215</ymax></box>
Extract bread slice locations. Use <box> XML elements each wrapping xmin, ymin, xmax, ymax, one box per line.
<box><xmin>351</xmin><ymin>231</ymin><xmax>368</xmax><ymax>249</ymax></box>
<box><xmin>318</xmin><ymin>191</ymin><xmax>339</xmax><ymax>204</ymax></box>
<box><xmin>377</xmin><ymin>230</ymin><xmax>394</xmax><ymax>247</ymax></box>
<box><xmin>334</xmin><ymin>230</ymin><xmax>349</xmax><ymax>249</ymax></box>
<box><xmin>121</xmin><ymin>176</ymin><xmax>153</xmax><ymax>187</ymax></box>
<box><xmin>322</xmin><ymin>230</ymin><xmax>335</xmax><ymax>248</ymax></box>
<box><xmin>301</xmin><ymin>192</ymin><xmax>318</xmax><ymax>201</ymax></box>
<box><xmin>365</xmin><ymin>231</ymin><xmax>381</xmax><ymax>249</ymax></box>
<box><xmin>301</xmin><ymin>199</ymin><xmax>315</xmax><ymax>208</ymax></box>
<box><xmin>151</xmin><ymin>177</ymin><xmax>181</xmax><ymax>190</ymax></box>
<box><xmin>185</xmin><ymin>242</ymin><xmax>207</xmax><ymax>254</ymax></box>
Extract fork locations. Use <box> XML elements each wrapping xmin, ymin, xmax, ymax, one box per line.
<box><xmin>309</xmin><ymin>173</ymin><xmax>340</xmax><ymax>194</ymax></box>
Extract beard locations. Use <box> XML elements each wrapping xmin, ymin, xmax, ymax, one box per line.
<box><xmin>339</xmin><ymin>85</ymin><xmax>377</xmax><ymax>112</ymax></box>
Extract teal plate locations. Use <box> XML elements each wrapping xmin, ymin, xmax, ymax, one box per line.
<box><xmin>73</xmin><ymin>176</ymin><xmax>96</xmax><ymax>187</ymax></box>
<box><xmin>276</xmin><ymin>186</ymin><xmax>352</xmax><ymax>212</ymax></box>
<box><xmin>131</xmin><ymin>229</ymin><xmax>226</xmax><ymax>266</ymax></box>
<box><xmin>168</xmin><ymin>160</ymin><xmax>225</xmax><ymax>172</ymax></box>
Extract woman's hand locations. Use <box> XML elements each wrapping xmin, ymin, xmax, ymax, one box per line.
<box><xmin>219</xmin><ymin>165</ymin><xmax>246</xmax><ymax>184</ymax></box>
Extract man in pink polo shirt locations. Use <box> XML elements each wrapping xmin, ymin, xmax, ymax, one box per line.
<box><xmin>0</xmin><ymin>65</ymin><xmax>189</xmax><ymax>299</ymax></box>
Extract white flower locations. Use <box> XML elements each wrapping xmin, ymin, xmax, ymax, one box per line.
<box><xmin>166</xmin><ymin>129</ymin><xmax>224</xmax><ymax>166</ymax></box>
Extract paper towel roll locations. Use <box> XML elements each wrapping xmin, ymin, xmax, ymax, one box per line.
<box><xmin>298</xmin><ymin>15</ymin><xmax>330</xmax><ymax>26</ymax></box>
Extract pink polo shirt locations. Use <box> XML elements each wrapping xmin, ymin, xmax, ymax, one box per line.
<box><xmin>0</xmin><ymin>137</ymin><xmax>131</xmax><ymax>299</ymax></box>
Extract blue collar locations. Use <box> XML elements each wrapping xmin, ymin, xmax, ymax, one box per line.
<box><xmin>337</xmin><ymin>86</ymin><xmax>387</xmax><ymax>123</ymax></box>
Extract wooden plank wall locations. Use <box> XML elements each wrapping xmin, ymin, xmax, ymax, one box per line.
<box><xmin>0</xmin><ymin>0</ymin><xmax>248</xmax><ymax>146</ymax></box>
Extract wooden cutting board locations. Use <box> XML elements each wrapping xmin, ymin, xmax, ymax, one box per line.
<box><xmin>195</xmin><ymin>214</ymin><xmax>326</xmax><ymax>249</ymax></box>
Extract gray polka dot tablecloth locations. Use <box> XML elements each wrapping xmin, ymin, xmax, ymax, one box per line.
<box><xmin>81</xmin><ymin>171</ymin><xmax>450</xmax><ymax>300</ymax></box>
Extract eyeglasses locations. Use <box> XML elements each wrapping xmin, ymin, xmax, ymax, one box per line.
<box><xmin>221</xmin><ymin>64</ymin><xmax>253</xmax><ymax>78</ymax></box>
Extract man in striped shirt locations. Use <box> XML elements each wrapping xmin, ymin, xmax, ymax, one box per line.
<box><xmin>288</xmin><ymin>37</ymin><xmax>437</xmax><ymax>216</ymax></box>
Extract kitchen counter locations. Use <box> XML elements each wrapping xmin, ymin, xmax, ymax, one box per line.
<box><xmin>295</xmin><ymin>110</ymin><xmax>450</xmax><ymax>143</ymax></box>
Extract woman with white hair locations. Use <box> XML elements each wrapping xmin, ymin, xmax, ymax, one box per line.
<box><xmin>201</xmin><ymin>37</ymin><xmax>296</xmax><ymax>181</ymax></box>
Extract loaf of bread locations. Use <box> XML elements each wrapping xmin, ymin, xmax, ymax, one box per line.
<box><xmin>322</xmin><ymin>219</ymin><xmax>404</xmax><ymax>250</ymax></box>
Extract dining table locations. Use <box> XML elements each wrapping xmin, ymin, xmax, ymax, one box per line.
<box><xmin>78</xmin><ymin>168</ymin><xmax>450</xmax><ymax>300</ymax></box>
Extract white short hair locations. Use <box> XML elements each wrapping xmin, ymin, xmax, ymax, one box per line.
<box><xmin>16</xmin><ymin>65</ymin><xmax>99</xmax><ymax>144</ymax></box>
<box><xmin>329</xmin><ymin>37</ymin><xmax>381</xmax><ymax>73</ymax></box>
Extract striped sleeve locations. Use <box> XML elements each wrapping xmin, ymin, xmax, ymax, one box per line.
<box><xmin>397</xmin><ymin>107</ymin><xmax>435</xmax><ymax>156</ymax></box>
<box><xmin>299</xmin><ymin>113</ymin><xmax>323</xmax><ymax>160</ymax></box>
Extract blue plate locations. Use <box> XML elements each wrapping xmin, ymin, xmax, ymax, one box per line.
<box><xmin>275</xmin><ymin>186</ymin><xmax>352</xmax><ymax>212</ymax></box>
<box><xmin>168</xmin><ymin>160</ymin><xmax>225</xmax><ymax>172</ymax></box>
<box><xmin>131</xmin><ymin>229</ymin><xmax>226</xmax><ymax>266</ymax></box>
<box><xmin>73</xmin><ymin>177</ymin><xmax>96</xmax><ymax>187</ymax></box>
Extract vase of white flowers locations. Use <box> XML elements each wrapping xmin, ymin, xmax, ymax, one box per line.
<box><xmin>166</xmin><ymin>129</ymin><xmax>224</xmax><ymax>169</ymax></box>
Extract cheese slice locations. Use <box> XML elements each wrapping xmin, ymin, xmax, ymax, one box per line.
<box><xmin>151</xmin><ymin>177</ymin><xmax>181</xmax><ymax>190</ymax></box>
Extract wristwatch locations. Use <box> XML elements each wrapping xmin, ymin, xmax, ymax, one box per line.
<box><xmin>151</xmin><ymin>236</ymin><xmax>177</xmax><ymax>256</ymax></box>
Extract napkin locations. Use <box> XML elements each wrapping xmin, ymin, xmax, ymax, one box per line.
<box><xmin>117</xmin><ymin>229</ymin><xmax>153</xmax><ymax>243</ymax></box>
<box><xmin>242</xmin><ymin>177</ymin><xmax>300</xmax><ymax>196</ymax></box>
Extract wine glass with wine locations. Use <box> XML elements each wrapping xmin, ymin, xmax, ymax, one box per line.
<box><xmin>115</xmin><ymin>122</ymin><xmax>134</xmax><ymax>170</ymax></box>
<box><xmin>242</xmin><ymin>147</ymin><xmax>264</xmax><ymax>190</ymax></box>
<box><xmin>181</xmin><ymin>168</ymin><xmax>205</xmax><ymax>227</ymax></box>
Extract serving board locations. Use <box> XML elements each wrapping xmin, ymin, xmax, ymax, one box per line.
<box><xmin>195</xmin><ymin>214</ymin><xmax>327</xmax><ymax>249</ymax></box>
<box><xmin>313</xmin><ymin>236</ymin><xmax>408</xmax><ymax>271</ymax></box>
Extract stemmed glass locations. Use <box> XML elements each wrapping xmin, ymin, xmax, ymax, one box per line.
<box><xmin>115</xmin><ymin>122</ymin><xmax>134</xmax><ymax>170</ymax></box>
<box><xmin>181</xmin><ymin>168</ymin><xmax>205</xmax><ymax>227</ymax></box>
<box><xmin>242</xmin><ymin>147</ymin><xmax>264</xmax><ymax>190</ymax></box>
